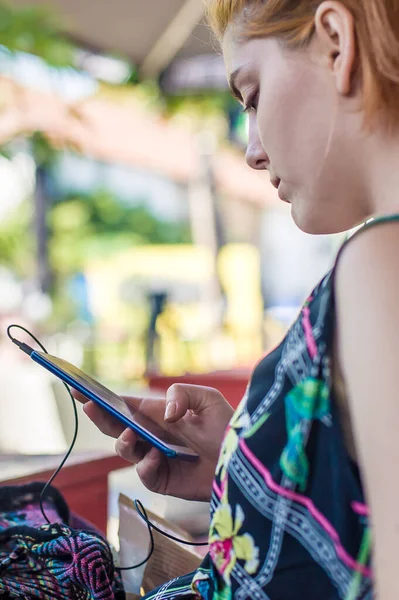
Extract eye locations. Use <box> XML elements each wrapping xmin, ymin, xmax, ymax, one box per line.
<box><xmin>242</xmin><ymin>91</ymin><xmax>259</xmax><ymax>114</ymax></box>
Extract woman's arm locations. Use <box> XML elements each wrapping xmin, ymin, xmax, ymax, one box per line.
<box><xmin>336</xmin><ymin>221</ymin><xmax>399</xmax><ymax>600</ymax></box>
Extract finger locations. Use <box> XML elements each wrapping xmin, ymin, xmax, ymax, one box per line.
<box><xmin>123</xmin><ymin>396</ymin><xmax>167</xmax><ymax>425</ymax></box>
<box><xmin>72</xmin><ymin>389</ymin><xmax>91</xmax><ymax>405</ymax></box>
<box><xmin>79</xmin><ymin>390</ymin><xmax>167</xmax><ymax>431</ymax></box>
<box><xmin>115</xmin><ymin>428</ymin><xmax>152</xmax><ymax>463</ymax></box>
<box><xmin>74</xmin><ymin>389</ymin><xmax>145</xmax><ymax>410</ymax></box>
<box><xmin>83</xmin><ymin>401</ymin><xmax>125</xmax><ymax>438</ymax></box>
<box><xmin>164</xmin><ymin>383</ymin><xmax>226</xmax><ymax>423</ymax></box>
<box><xmin>135</xmin><ymin>447</ymin><xmax>166</xmax><ymax>493</ymax></box>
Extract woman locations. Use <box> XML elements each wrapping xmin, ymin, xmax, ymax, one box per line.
<box><xmin>80</xmin><ymin>1</ymin><xmax>399</xmax><ymax>598</ymax></box>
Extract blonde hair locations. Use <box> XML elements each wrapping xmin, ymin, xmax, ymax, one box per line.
<box><xmin>205</xmin><ymin>0</ymin><xmax>399</xmax><ymax>129</ymax></box>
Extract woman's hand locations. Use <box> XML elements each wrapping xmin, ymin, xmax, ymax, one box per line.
<box><xmin>75</xmin><ymin>384</ymin><xmax>233</xmax><ymax>502</ymax></box>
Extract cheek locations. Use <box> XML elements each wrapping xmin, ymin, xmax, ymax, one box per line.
<box><xmin>257</xmin><ymin>64</ymin><xmax>335</xmax><ymax>181</ymax></box>
<box><xmin>256</xmin><ymin>91</ymin><xmax>293</xmax><ymax>162</ymax></box>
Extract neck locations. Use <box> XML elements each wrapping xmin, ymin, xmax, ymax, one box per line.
<box><xmin>366</xmin><ymin>129</ymin><xmax>399</xmax><ymax>217</ymax></box>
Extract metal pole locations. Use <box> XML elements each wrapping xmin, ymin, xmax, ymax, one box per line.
<box><xmin>188</xmin><ymin>131</ymin><xmax>225</xmax><ymax>319</ymax></box>
<box><xmin>34</xmin><ymin>165</ymin><xmax>51</xmax><ymax>293</ymax></box>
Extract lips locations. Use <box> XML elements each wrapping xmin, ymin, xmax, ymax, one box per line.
<box><xmin>270</xmin><ymin>175</ymin><xmax>289</xmax><ymax>202</ymax></box>
<box><xmin>270</xmin><ymin>177</ymin><xmax>281</xmax><ymax>190</ymax></box>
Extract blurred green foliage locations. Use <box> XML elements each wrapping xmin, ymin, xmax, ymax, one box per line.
<box><xmin>0</xmin><ymin>0</ymin><xmax>74</xmax><ymax>66</ymax></box>
<box><xmin>48</xmin><ymin>189</ymin><xmax>191</xmax><ymax>278</ymax></box>
<box><xmin>47</xmin><ymin>189</ymin><xmax>191</xmax><ymax>326</ymax></box>
<box><xmin>0</xmin><ymin>186</ymin><xmax>191</xmax><ymax>328</ymax></box>
<box><xmin>0</xmin><ymin>0</ymin><xmax>221</xmax><ymax>336</ymax></box>
<box><xmin>0</xmin><ymin>187</ymin><xmax>191</xmax><ymax>273</ymax></box>
<box><xmin>0</xmin><ymin>199</ymin><xmax>34</xmax><ymax>277</ymax></box>
<box><xmin>30</xmin><ymin>132</ymin><xmax>61</xmax><ymax>168</ymax></box>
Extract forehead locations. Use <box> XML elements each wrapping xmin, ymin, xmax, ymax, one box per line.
<box><xmin>222</xmin><ymin>26</ymin><xmax>254</xmax><ymax>77</ymax></box>
<box><xmin>222</xmin><ymin>26</ymin><xmax>279</xmax><ymax>83</ymax></box>
<box><xmin>222</xmin><ymin>29</ymin><xmax>271</xmax><ymax>104</ymax></box>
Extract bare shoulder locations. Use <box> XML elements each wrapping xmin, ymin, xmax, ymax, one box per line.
<box><xmin>335</xmin><ymin>220</ymin><xmax>399</xmax><ymax>314</ymax></box>
<box><xmin>333</xmin><ymin>220</ymin><xmax>399</xmax><ymax>407</ymax></box>
<box><xmin>333</xmin><ymin>221</ymin><xmax>399</xmax><ymax>599</ymax></box>
<box><xmin>338</xmin><ymin>219</ymin><xmax>399</xmax><ymax>268</ymax></box>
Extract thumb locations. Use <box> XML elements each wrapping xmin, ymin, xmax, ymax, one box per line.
<box><xmin>164</xmin><ymin>383</ymin><xmax>225</xmax><ymax>423</ymax></box>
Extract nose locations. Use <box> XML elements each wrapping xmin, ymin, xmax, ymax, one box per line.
<box><xmin>245</xmin><ymin>116</ymin><xmax>269</xmax><ymax>171</ymax></box>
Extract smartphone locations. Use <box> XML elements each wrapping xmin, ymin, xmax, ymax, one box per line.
<box><xmin>27</xmin><ymin>349</ymin><xmax>199</xmax><ymax>461</ymax></box>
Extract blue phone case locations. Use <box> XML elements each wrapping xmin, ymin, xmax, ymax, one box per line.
<box><xmin>30</xmin><ymin>351</ymin><xmax>179</xmax><ymax>458</ymax></box>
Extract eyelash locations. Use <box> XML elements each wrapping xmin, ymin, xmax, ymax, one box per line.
<box><xmin>242</xmin><ymin>93</ymin><xmax>259</xmax><ymax>114</ymax></box>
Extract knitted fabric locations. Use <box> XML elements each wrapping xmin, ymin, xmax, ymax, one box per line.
<box><xmin>0</xmin><ymin>483</ymin><xmax>125</xmax><ymax>599</ymax></box>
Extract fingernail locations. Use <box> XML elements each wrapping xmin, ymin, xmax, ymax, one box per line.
<box><xmin>164</xmin><ymin>401</ymin><xmax>176</xmax><ymax>421</ymax></box>
<box><xmin>122</xmin><ymin>430</ymin><xmax>130</xmax><ymax>443</ymax></box>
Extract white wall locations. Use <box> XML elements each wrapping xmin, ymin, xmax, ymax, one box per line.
<box><xmin>260</xmin><ymin>206</ymin><xmax>343</xmax><ymax>310</ymax></box>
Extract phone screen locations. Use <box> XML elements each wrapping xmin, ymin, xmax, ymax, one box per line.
<box><xmin>35</xmin><ymin>352</ymin><xmax>198</xmax><ymax>459</ymax></box>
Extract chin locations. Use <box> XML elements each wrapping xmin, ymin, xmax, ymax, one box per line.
<box><xmin>290</xmin><ymin>204</ymin><xmax>343</xmax><ymax>236</ymax></box>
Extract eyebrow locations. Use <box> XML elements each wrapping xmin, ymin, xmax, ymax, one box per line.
<box><xmin>228</xmin><ymin>68</ymin><xmax>243</xmax><ymax>104</ymax></box>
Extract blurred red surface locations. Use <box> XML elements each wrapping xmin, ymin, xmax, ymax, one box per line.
<box><xmin>148</xmin><ymin>371</ymin><xmax>250</xmax><ymax>409</ymax></box>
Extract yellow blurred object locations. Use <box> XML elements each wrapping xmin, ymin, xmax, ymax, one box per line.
<box><xmin>82</xmin><ymin>243</ymin><xmax>264</xmax><ymax>377</ymax></box>
<box><xmin>218</xmin><ymin>244</ymin><xmax>263</xmax><ymax>331</ymax></box>
<box><xmin>85</xmin><ymin>244</ymin><xmax>215</xmax><ymax>325</ymax></box>
<box><xmin>217</xmin><ymin>244</ymin><xmax>263</xmax><ymax>364</ymax></box>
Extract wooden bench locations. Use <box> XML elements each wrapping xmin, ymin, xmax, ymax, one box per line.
<box><xmin>0</xmin><ymin>451</ymin><xmax>127</xmax><ymax>533</ymax></box>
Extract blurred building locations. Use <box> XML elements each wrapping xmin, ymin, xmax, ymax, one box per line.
<box><xmin>0</xmin><ymin>3</ymin><xmax>342</xmax><ymax>456</ymax></box>
<box><xmin>0</xmin><ymin>71</ymin><xmax>340</xmax><ymax>322</ymax></box>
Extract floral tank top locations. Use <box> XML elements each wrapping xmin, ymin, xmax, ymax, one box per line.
<box><xmin>142</xmin><ymin>217</ymin><xmax>399</xmax><ymax>600</ymax></box>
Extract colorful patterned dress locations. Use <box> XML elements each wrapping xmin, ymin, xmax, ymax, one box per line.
<box><xmin>142</xmin><ymin>217</ymin><xmax>399</xmax><ymax>600</ymax></box>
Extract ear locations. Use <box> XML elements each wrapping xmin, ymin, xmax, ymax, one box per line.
<box><xmin>314</xmin><ymin>1</ymin><xmax>356</xmax><ymax>96</ymax></box>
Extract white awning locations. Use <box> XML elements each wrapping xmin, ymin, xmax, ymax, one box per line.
<box><xmin>11</xmin><ymin>0</ymin><xmax>217</xmax><ymax>78</ymax></box>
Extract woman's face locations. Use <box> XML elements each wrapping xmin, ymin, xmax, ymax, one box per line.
<box><xmin>223</xmin><ymin>25</ymin><xmax>370</xmax><ymax>234</ymax></box>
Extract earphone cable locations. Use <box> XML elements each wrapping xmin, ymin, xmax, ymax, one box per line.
<box><xmin>7</xmin><ymin>323</ymin><xmax>208</xmax><ymax>570</ymax></box>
